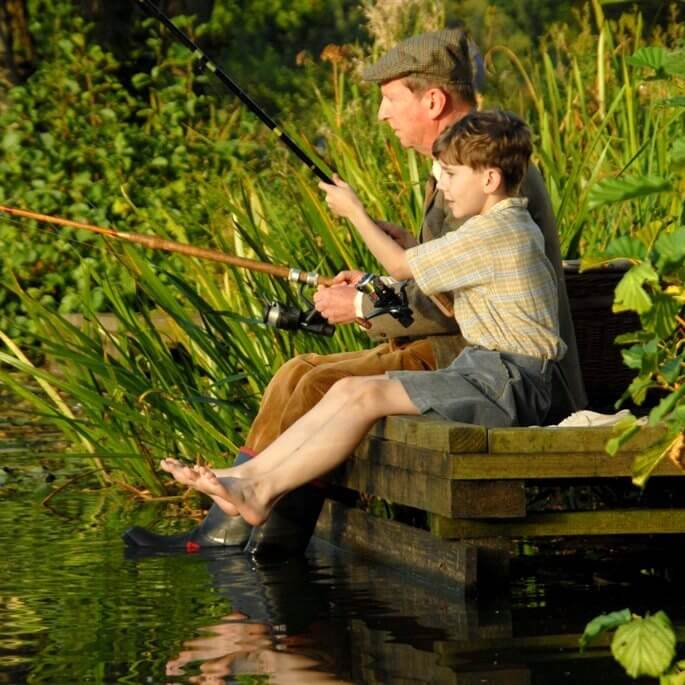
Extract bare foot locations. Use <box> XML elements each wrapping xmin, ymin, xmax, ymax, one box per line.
<box><xmin>160</xmin><ymin>459</ymin><xmax>239</xmax><ymax>517</ymax></box>
<box><xmin>192</xmin><ymin>466</ymin><xmax>275</xmax><ymax>527</ymax></box>
<box><xmin>160</xmin><ymin>458</ymin><xmax>199</xmax><ymax>486</ymax></box>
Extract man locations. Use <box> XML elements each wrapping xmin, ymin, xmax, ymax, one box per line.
<box><xmin>123</xmin><ymin>28</ymin><xmax>586</xmax><ymax>555</ymax></box>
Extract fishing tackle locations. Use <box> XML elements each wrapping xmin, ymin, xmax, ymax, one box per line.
<box><xmin>0</xmin><ymin>206</ymin><xmax>414</xmax><ymax>336</ymax></box>
<box><xmin>355</xmin><ymin>273</ymin><xmax>414</xmax><ymax>328</ymax></box>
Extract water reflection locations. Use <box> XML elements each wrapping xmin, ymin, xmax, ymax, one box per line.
<box><xmin>2</xmin><ymin>419</ymin><xmax>684</xmax><ymax>684</ymax></box>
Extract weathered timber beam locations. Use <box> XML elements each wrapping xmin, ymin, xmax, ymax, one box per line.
<box><xmin>353</xmin><ymin>435</ymin><xmax>685</xmax><ymax>480</ymax></box>
<box><xmin>430</xmin><ymin>508</ymin><xmax>685</xmax><ymax>539</ymax></box>
<box><xmin>488</xmin><ymin>425</ymin><xmax>667</xmax><ymax>454</ymax></box>
<box><xmin>332</xmin><ymin>458</ymin><xmax>526</xmax><ymax>518</ymax></box>
<box><xmin>369</xmin><ymin>415</ymin><xmax>488</xmax><ymax>453</ymax></box>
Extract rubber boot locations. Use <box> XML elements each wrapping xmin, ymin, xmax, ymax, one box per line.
<box><xmin>244</xmin><ymin>483</ymin><xmax>326</xmax><ymax>560</ymax></box>
<box><xmin>122</xmin><ymin>451</ymin><xmax>254</xmax><ymax>551</ymax></box>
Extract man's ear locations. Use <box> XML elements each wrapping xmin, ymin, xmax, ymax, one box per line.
<box><xmin>483</xmin><ymin>167</ymin><xmax>504</xmax><ymax>194</ymax></box>
<box><xmin>423</xmin><ymin>88</ymin><xmax>448</xmax><ymax>120</ymax></box>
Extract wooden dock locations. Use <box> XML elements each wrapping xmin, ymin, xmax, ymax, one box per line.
<box><xmin>314</xmin><ymin>416</ymin><xmax>684</xmax><ymax>592</ymax></box>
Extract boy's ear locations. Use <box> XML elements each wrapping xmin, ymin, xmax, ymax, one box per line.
<box><xmin>483</xmin><ymin>167</ymin><xmax>504</xmax><ymax>194</ymax></box>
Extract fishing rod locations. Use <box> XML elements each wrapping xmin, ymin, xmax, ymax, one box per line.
<box><xmin>0</xmin><ymin>205</ymin><xmax>414</xmax><ymax>334</ymax></box>
<box><xmin>132</xmin><ymin>0</ymin><xmax>333</xmax><ymax>185</ymax></box>
<box><xmin>131</xmin><ymin>1</ymin><xmax>453</xmax><ymax>320</ymax></box>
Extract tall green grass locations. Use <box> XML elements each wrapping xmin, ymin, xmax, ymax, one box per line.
<box><xmin>487</xmin><ymin>1</ymin><xmax>684</xmax><ymax>257</ymax></box>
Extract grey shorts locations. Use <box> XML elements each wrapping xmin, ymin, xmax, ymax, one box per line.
<box><xmin>387</xmin><ymin>346</ymin><xmax>554</xmax><ymax>427</ymax></box>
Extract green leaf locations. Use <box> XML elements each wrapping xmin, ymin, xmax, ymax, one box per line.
<box><xmin>627</xmin><ymin>47</ymin><xmax>667</xmax><ymax>73</ymax></box>
<box><xmin>640</xmin><ymin>293</ymin><xmax>682</xmax><ymax>338</ymax></box>
<box><xmin>650</xmin><ymin>385</ymin><xmax>685</xmax><ymax>425</ymax></box>
<box><xmin>664</xmin><ymin>50</ymin><xmax>685</xmax><ymax>78</ymax></box>
<box><xmin>625</xmin><ymin>375</ymin><xmax>653</xmax><ymax>405</ymax></box>
<box><xmin>671</xmin><ymin>139</ymin><xmax>685</xmax><ymax>171</ymax></box>
<box><xmin>580</xmin><ymin>609</ymin><xmax>632</xmax><ymax>650</ymax></box>
<box><xmin>661</xmin><ymin>353</ymin><xmax>685</xmax><ymax>385</ymax></box>
<box><xmin>658</xmin><ymin>96</ymin><xmax>685</xmax><ymax>108</ymax></box>
<box><xmin>655</xmin><ymin>227</ymin><xmax>685</xmax><ymax>271</ymax></box>
<box><xmin>604</xmin><ymin>236</ymin><xmax>647</xmax><ymax>260</ymax></box>
<box><xmin>613</xmin><ymin>263</ymin><xmax>659</xmax><ymax>314</ymax></box>
<box><xmin>611</xmin><ymin>612</ymin><xmax>676</xmax><ymax>678</ymax></box>
<box><xmin>633</xmin><ymin>435</ymin><xmax>676</xmax><ymax>487</ymax></box>
<box><xmin>622</xmin><ymin>344</ymin><xmax>645</xmax><ymax>370</ymax></box>
<box><xmin>589</xmin><ymin>176</ymin><xmax>673</xmax><ymax>209</ymax></box>
<box><xmin>606</xmin><ymin>418</ymin><xmax>639</xmax><ymax>456</ymax></box>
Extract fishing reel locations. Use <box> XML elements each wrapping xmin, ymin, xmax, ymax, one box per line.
<box><xmin>355</xmin><ymin>273</ymin><xmax>414</xmax><ymax>328</ymax></box>
<box><xmin>263</xmin><ymin>300</ymin><xmax>336</xmax><ymax>337</ymax></box>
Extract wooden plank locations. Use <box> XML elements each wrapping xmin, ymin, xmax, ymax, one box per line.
<box><xmin>430</xmin><ymin>508</ymin><xmax>685</xmax><ymax>539</ymax></box>
<box><xmin>488</xmin><ymin>425</ymin><xmax>666</xmax><ymax>454</ymax></box>
<box><xmin>353</xmin><ymin>436</ymin><xmax>685</xmax><ymax>480</ymax></box>
<box><xmin>369</xmin><ymin>415</ymin><xmax>488</xmax><ymax>453</ymax></box>
<box><xmin>333</xmin><ymin>459</ymin><xmax>526</xmax><ymax>518</ymax></box>
<box><xmin>447</xmin><ymin>452</ymin><xmax>685</xmax><ymax>480</ymax></box>
<box><xmin>314</xmin><ymin>500</ymin><xmax>479</xmax><ymax>591</ymax></box>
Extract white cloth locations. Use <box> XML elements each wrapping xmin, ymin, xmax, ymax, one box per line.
<box><xmin>556</xmin><ymin>409</ymin><xmax>632</xmax><ymax>427</ymax></box>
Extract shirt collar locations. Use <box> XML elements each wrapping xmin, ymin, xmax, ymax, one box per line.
<box><xmin>483</xmin><ymin>196</ymin><xmax>528</xmax><ymax>215</ymax></box>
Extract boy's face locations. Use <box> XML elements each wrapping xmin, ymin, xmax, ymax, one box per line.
<box><xmin>437</xmin><ymin>162</ymin><xmax>491</xmax><ymax>219</ymax></box>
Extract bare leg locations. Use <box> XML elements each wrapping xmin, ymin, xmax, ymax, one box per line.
<box><xmin>185</xmin><ymin>377</ymin><xmax>419</xmax><ymax>526</ymax></box>
<box><xmin>212</xmin><ymin>375</ymin><xmax>387</xmax><ymax>481</ymax></box>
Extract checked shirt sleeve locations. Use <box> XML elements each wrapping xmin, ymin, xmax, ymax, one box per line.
<box><xmin>405</xmin><ymin>221</ymin><xmax>492</xmax><ymax>297</ymax></box>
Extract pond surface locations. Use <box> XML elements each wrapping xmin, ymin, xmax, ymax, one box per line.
<box><xmin>1</xmin><ymin>409</ymin><xmax>683</xmax><ymax>684</ymax></box>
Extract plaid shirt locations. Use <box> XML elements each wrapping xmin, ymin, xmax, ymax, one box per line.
<box><xmin>406</xmin><ymin>197</ymin><xmax>567</xmax><ymax>360</ymax></box>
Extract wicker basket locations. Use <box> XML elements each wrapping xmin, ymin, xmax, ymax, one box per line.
<box><xmin>564</xmin><ymin>264</ymin><xmax>640</xmax><ymax>412</ymax></box>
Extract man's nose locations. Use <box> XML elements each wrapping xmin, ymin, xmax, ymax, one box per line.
<box><xmin>377</xmin><ymin>97</ymin><xmax>389</xmax><ymax>121</ymax></box>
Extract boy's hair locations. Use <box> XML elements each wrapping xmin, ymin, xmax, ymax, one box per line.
<box><xmin>432</xmin><ymin>110</ymin><xmax>532</xmax><ymax>193</ymax></box>
<box><xmin>402</xmin><ymin>75</ymin><xmax>477</xmax><ymax>109</ymax></box>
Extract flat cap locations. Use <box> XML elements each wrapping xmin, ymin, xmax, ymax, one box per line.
<box><xmin>362</xmin><ymin>28</ymin><xmax>484</xmax><ymax>90</ymax></box>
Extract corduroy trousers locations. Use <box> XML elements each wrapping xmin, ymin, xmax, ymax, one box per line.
<box><xmin>244</xmin><ymin>340</ymin><xmax>436</xmax><ymax>453</ymax></box>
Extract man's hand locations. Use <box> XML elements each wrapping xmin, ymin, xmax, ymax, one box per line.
<box><xmin>318</xmin><ymin>174</ymin><xmax>366</xmax><ymax>222</ymax></box>
<box><xmin>313</xmin><ymin>284</ymin><xmax>358</xmax><ymax>324</ymax></box>
<box><xmin>332</xmin><ymin>270</ymin><xmax>365</xmax><ymax>286</ymax></box>
<box><xmin>376</xmin><ymin>221</ymin><xmax>418</xmax><ymax>249</ymax></box>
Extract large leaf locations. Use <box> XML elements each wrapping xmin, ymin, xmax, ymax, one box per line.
<box><xmin>580</xmin><ymin>609</ymin><xmax>632</xmax><ymax>650</ymax></box>
<box><xmin>613</xmin><ymin>263</ymin><xmax>659</xmax><ymax>314</ymax></box>
<box><xmin>589</xmin><ymin>176</ymin><xmax>673</xmax><ymax>209</ymax></box>
<box><xmin>611</xmin><ymin>612</ymin><xmax>676</xmax><ymax>678</ymax></box>
<box><xmin>627</xmin><ymin>47</ymin><xmax>667</xmax><ymax>73</ymax></box>
<box><xmin>640</xmin><ymin>292</ymin><xmax>682</xmax><ymax>338</ymax></box>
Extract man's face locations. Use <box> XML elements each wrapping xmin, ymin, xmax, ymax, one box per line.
<box><xmin>436</xmin><ymin>162</ymin><xmax>489</xmax><ymax>219</ymax></box>
<box><xmin>378</xmin><ymin>79</ymin><xmax>436</xmax><ymax>155</ymax></box>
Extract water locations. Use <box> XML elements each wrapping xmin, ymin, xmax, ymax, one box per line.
<box><xmin>1</xmin><ymin>414</ymin><xmax>683</xmax><ymax>684</ymax></box>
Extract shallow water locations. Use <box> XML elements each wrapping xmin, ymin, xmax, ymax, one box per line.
<box><xmin>1</xmin><ymin>414</ymin><xmax>683</xmax><ymax>684</ymax></box>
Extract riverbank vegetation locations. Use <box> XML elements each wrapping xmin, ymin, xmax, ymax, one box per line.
<box><xmin>0</xmin><ymin>0</ymin><xmax>683</xmax><ymax>496</ymax></box>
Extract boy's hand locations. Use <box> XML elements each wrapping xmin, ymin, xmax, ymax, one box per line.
<box><xmin>376</xmin><ymin>221</ymin><xmax>417</xmax><ymax>249</ymax></box>
<box><xmin>318</xmin><ymin>174</ymin><xmax>365</xmax><ymax>222</ymax></box>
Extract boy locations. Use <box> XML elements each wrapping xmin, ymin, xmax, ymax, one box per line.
<box><xmin>160</xmin><ymin>110</ymin><xmax>566</xmax><ymax>527</ymax></box>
